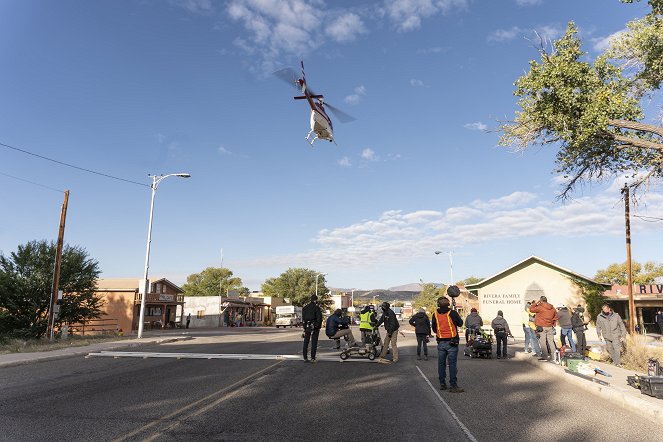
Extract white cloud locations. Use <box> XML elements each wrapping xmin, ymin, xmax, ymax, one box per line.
<box><xmin>225</xmin><ymin>1</ymin><xmax>370</xmax><ymax>72</ymax></box>
<box><xmin>241</xmin><ymin>179</ymin><xmax>663</xmax><ymax>270</ymax></box>
<box><xmin>218</xmin><ymin>145</ymin><xmax>233</xmax><ymax>155</ymax></box>
<box><xmin>361</xmin><ymin>148</ymin><xmax>377</xmax><ymax>161</ymax></box>
<box><xmin>410</xmin><ymin>78</ymin><xmax>425</xmax><ymax>87</ymax></box>
<box><xmin>326</xmin><ymin>12</ymin><xmax>366</xmax><ymax>43</ymax></box>
<box><xmin>488</xmin><ymin>26</ymin><xmax>523</xmax><ymax>42</ymax></box>
<box><xmin>488</xmin><ymin>25</ymin><xmax>563</xmax><ymax>43</ymax></box>
<box><xmin>515</xmin><ymin>0</ymin><xmax>542</xmax><ymax>6</ymax></box>
<box><xmin>381</xmin><ymin>0</ymin><xmax>469</xmax><ymax>32</ymax></box>
<box><xmin>464</xmin><ymin>122</ymin><xmax>488</xmax><ymax>131</ymax></box>
<box><xmin>592</xmin><ymin>29</ymin><xmax>627</xmax><ymax>52</ymax></box>
<box><xmin>416</xmin><ymin>46</ymin><xmax>448</xmax><ymax>54</ymax></box>
<box><xmin>338</xmin><ymin>156</ymin><xmax>351</xmax><ymax>167</ymax></box>
<box><xmin>345</xmin><ymin>85</ymin><xmax>367</xmax><ymax>104</ymax></box>
<box><xmin>171</xmin><ymin>0</ymin><xmax>213</xmax><ymax>14</ymax></box>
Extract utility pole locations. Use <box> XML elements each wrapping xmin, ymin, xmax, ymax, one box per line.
<box><xmin>48</xmin><ymin>190</ymin><xmax>70</xmax><ymax>340</ymax></box>
<box><xmin>622</xmin><ymin>184</ymin><xmax>636</xmax><ymax>335</ymax></box>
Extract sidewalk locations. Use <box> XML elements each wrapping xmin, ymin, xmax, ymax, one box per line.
<box><xmin>0</xmin><ymin>335</ymin><xmax>192</xmax><ymax>369</ymax></box>
<box><xmin>514</xmin><ymin>343</ymin><xmax>663</xmax><ymax>424</ymax></box>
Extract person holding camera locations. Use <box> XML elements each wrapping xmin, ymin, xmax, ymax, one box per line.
<box><xmin>571</xmin><ymin>305</ymin><xmax>588</xmax><ymax>356</ymax></box>
<box><xmin>432</xmin><ymin>297</ymin><xmax>464</xmax><ymax>393</ymax></box>
<box><xmin>375</xmin><ymin>302</ymin><xmax>400</xmax><ymax>363</ymax></box>
<box><xmin>529</xmin><ymin>296</ymin><xmax>558</xmax><ymax>361</ymax></box>
<box><xmin>302</xmin><ymin>294</ymin><xmax>323</xmax><ymax>362</ymax></box>
<box><xmin>325</xmin><ymin>309</ymin><xmax>357</xmax><ymax>349</ymax></box>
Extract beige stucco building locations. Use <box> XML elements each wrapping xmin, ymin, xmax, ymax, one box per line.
<box><xmin>465</xmin><ymin>256</ymin><xmax>609</xmax><ymax>337</ymax></box>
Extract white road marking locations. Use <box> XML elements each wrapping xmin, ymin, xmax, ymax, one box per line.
<box><xmin>86</xmin><ymin>351</ymin><xmax>374</xmax><ymax>362</ymax></box>
<box><xmin>415</xmin><ymin>365</ymin><xmax>478</xmax><ymax>442</ymax></box>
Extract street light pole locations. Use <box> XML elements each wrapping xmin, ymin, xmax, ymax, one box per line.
<box><xmin>137</xmin><ymin>173</ymin><xmax>190</xmax><ymax>339</ymax></box>
<box><xmin>435</xmin><ymin>250</ymin><xmax>454</xmax><ymax>285</ymax></box>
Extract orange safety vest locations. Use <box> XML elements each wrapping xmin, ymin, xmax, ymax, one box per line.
<box><xmin>435</xmin><ymin>311</ymin><xmax>458</xmax><ymax>339</ymax></box>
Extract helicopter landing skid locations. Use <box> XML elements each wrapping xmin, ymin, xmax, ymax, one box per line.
<box><xmin>305</xmin><ymin>130</ymin><xmax>318</xmax><ymax>145</ymax></box>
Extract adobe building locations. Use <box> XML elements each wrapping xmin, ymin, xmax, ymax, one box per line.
<box><xmin>465</xmin><ymin>256</ymin><xmax>610</xmax><ymax>337</ymax></box>
<box><xmin>182</xmin><ymin>294</ymin><xmax>291</xmax><ymax>328</ymax></box>
<box><xmin>95</xmin><ymin>278</ymin><xmax>184</xmax><ymax>333</ymax></box>
<box><xmin>604</xmin><ymin>284</ymin><xmax>663</xmax><ymax>333</ymax></box>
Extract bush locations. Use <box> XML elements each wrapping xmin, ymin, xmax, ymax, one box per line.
<box><xmin>622</xmin><ymin>334</ymin><xmax>663</xmax><ymax>373</ymax></box>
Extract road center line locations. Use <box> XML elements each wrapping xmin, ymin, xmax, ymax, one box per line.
<box><xmin>111</xmin><ymin>360</ymin><xmax>283</xmax><ymax>442</ymax></box>
<box><xmin>415</xmin><ymin>366</ymin><xmax>478</xmax><ymax>442</ymax></box>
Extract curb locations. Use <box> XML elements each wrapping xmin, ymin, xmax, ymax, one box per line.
<box><xmin>514</xmin><ymin>351</ymin><xmax>663</xmax><ymax>424</ymax></box>
<box><xmin>0</xmin><ymin>336</ymin><xmax>193</xmax><ymax>369</ymax></box>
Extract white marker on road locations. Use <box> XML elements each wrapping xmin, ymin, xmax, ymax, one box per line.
<box><xmin>416</xmin><ymin>366</ymin><xmax>478</xmax><ymax>442</ymax></box>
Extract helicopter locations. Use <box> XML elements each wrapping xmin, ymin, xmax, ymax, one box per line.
<box><xmin>274</xmin><ymin>61</ymin><xmax>354</xmax><ymax>145</ymax></box>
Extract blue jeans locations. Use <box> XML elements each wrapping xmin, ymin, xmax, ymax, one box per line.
<box><xmin>527</xmin><ymin>327</ymin><xmax>542</xmax><ymax>356</ymax></box>
<box><xmin>561</xmin><ymin>328</ymin><xmax>576</xmax><ymax>352</ymax></box>
<box><xmin>523</xmin><ymin>325</ymin><xmax>531</xmax><ymax>351</ymax></box>
<box><xmin>437</xmin><ymin>340</ymin><xmax>459</xmax><ymax>387</ymax></box>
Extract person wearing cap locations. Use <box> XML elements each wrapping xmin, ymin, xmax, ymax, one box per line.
<box><xmin>557</xmin><ymin>304</ymin><xmax>576</xmax><ymax>353</ymax></box>
<box><xmin>521</xmin><ymin>302</ymin><xmax>532</xmax><ymax>353</ymax></box>
<box><xmin>529</xmin><ymin>295</ymin><xmax>559</xmax><ymax>361</ymax></box>
<box><xmin>491</xmin><ymin>310</ymin><xmax>512</xmax><ymax>359</ymax></box>
<box><xmin>464</xmin><ymin>308</ymin><xmax>483</xmax><ymax>344</ymax></box>
<box><xmin>409</xmin><ymin>307</ymin><xmax>431</xmax><ymax>360</ymax></box>
<box><xmin>375</xmin><ymin>301</ymin><xmax>400</xmax><ymax>363</ymax></box>
<box><xmin>302</xmin><ymin>294</ymin><xmax>323</xmax><ymax>362</ymax></box>
<box><xmin>571</xmin><ymin>305</ymin><xmax>588</xmax><ymax>356</ymax></box>
<box><xmin>325</xmin><ymin>308</ymin><xmax>357</xmax><ymax>349</ymax></box>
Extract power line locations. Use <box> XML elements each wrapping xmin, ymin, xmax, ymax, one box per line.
<box><xmin>633</xmin><ymin>214</ymin><xmax>663</xmax><ymax>222</ymax></box>
<box><xmin>1</xmin><ymin>141</ymin><xmax>149</xmax><ymax>187</ymax></box>
<box><xmin>0</xmin><ymin>171</ymin><xmax>65</xmax><ymax>193</ymax></box>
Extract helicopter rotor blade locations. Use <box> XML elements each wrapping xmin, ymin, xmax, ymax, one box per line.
<box><xmin>325</xmin><ymin>102</ymin><xmax>356</xmax><ymax>123</ymax></box>
<box><xmin>272</xmin><ymin>67</ymin><xmax>300</xmax><ymax>91</ymax></box>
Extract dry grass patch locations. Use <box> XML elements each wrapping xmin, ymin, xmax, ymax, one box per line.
<box><xmin>622</xmin><ymin>334</ymin><xmax>663</xmax><ymax>373</ymax></box>
<box><xmin>0</xmin><ymin>334</ymin><xmax>129</xmax><ymax>354</ymax></box>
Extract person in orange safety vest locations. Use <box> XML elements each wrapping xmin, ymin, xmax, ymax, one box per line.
<box><xmin>431</xmin><ymin>297</ymin><xmax>464</xmax><ymax>393</ymax></box>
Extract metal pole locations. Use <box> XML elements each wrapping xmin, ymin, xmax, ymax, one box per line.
<box><xmin>622</xmin><ymin>184</ymin><xmax>636</xmax><ymax>335</ymax></box>
<box><xmin>48</xmin><ymin>190</ymin><xmax>69</xmax><ymax>340</ymax></box>
<box><xmin>315</xmin><ymin>273</ymin><xmax>319</xmax><ymax>299</ymax></box>
<box><xmin>137</xmin><ymin>177</ymin><xmax>157</xmax><ymax>339</ymax></box>
<box><xmin>448</xmin><ymin>251</ymin><xmax>454</xmax><ymax>286</ymax></box>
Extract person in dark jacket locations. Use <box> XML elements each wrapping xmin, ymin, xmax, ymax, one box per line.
<box><xmin>656</xmin><ymin>310</ymin><xmax>663</xmax><ymax>335</ymax></box>
<box><xmin>325</xmin><ymin>309</ymin><xmax>357</xmax><ymax>348</ymax></box>
<box><xmin>375</xmin><ymin>302</ymin><xmax>400</xmax><ymax>363</ymax></box>
<box><xmin>302</xmin><ymin>295</ymin><xmax>323</xmax><ymax>362</ymax></box>
<box><xmin>557</xmin><ymin>305</ymin><xmax>576</xmax><ymax>352</ymax></box>
<box><xmin>464</xmin><ymin>308</ymin><xmax>483</xmax><ymax>343</ymax></box>
<box><xmin>431</xmin><ymin>297</ymin><xmax>464</xmax><ymax>393</ymax></box>
<box><xmin>409</xmin><ymin>308</ymin><xmax>431</xmax><ymax>360</ymax></box>
<box><xmin>491</xmin><ymin>310</ymin><xmax>512</xmax><ymax>359</ymax></box>
<box><xmin>571</xmin><ymin>305</ymin><xmax>588</xmax><ymax>356</ymax></box>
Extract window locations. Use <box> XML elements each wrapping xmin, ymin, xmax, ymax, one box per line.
<box><xmin>147</xmin><ymin>307</ymin><xmax>162</xmax><ymax>316</ymax></box>
<box><xmin>161</xmin><ymin>284</ymin><xmax>166</xmax><ymax>293</ymax></box>
<box><xmin>197</xmin><ymin>310</ymin><xmax>205</xmax><ymax>319</ymax></box>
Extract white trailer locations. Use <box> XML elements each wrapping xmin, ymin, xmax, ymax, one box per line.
<box><xmin>275</xmin><ymin>305</ymin><xmax>302</xmax><ymax>328</ymax></box>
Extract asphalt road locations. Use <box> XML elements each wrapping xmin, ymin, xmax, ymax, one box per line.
<box><xmin>0</xmin><ymin>327</ymin><xmax>658</xmax><ymax>441</ymax></box>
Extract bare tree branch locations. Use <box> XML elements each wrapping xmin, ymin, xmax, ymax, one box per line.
<box><xmin>612</xmin><ymin>134</ymin><xmax>663</xmax><ymax>151</ymax></box>
<box><xmin>609</xmin><ymin>119</ymin><xmax>663</xmax><ymax>138</ymax></box>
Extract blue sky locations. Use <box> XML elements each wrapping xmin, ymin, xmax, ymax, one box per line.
<box><xmin>1</xmin><ymin>0</ymin><xmax>662</xmax><ymax>291</ymax></box>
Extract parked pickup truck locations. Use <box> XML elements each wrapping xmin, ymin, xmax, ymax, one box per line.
<box><xmin>275</xmin><ymin>306</ymin><xmax>302</xmax><ymax>328</ymax></box>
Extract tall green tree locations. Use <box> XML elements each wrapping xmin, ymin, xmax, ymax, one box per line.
<box><xmin>0</xmin><ymin>240</ymin><xmax>102</xmax><ymax>338</ymax></box>
<box><xmin>594</xmin><ymin>261</ymin><xmax>663</xmax><ymax>284</ymax></box>
<box><xmin>571</xmin><ymin>278</ymin><xmax>609</xmax><ymax>324</ymax></box>
<box><xmin>457</xmin><ymin>276</ymin><xmax>482</xmax><ymax>286</ymax></box>
<box><xmin>260</xmin><ymin>268</ymin><xmax>331</xmax><ymax>308</ymax></box>
<box><xmin>182</xmin><ymin>267</ymin><xmax>242</xmax><ymax>297</ymax></box>
<box><xmin>412</xmin><ymin>283</ymin><xmax>446</xmax><ymax>314</ymax></box>
<box><xmin>499</xmin><ymin>1</ymin><xmax>663</xmax><ymax>198</ymax></box>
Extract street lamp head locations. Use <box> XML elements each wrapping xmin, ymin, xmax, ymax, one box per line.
<box><xmin>434</xmin><ymin>251</ymin><xmax>442</xmax><ymax>255</ymax></box>
<box><xmin>176</xmin><ymin>173</ymin><xmax>191</xmax><ymax>178</ymax></box>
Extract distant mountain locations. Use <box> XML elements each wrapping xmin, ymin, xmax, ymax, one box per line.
<box><xmin>388</xmin><ymin>283</ymin><xmax>423</xmax><ymax>292</ymax></box>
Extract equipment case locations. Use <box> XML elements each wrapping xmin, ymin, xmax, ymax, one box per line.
<box><xmin>640</xmin><ymin>376</ymin><xmax>663</xmax><ymax>399</ymax></box>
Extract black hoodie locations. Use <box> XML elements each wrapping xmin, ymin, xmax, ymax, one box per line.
<box><xmin>431</xmin><ymin>306</ymin><xmax>463</xmax><ymax>341</ymax></box>
<box><xmin>408</xmin><ymin>311</ymin><xmax>431</xmax><ymax>335</ymax></box>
